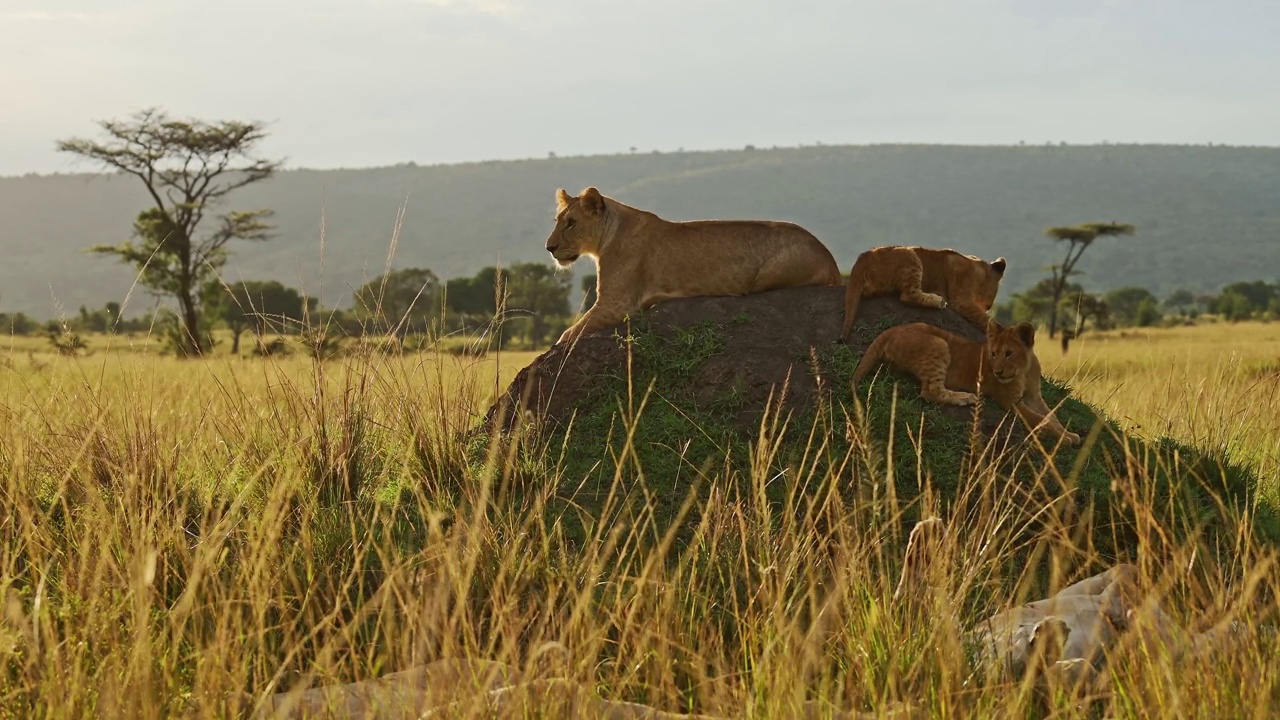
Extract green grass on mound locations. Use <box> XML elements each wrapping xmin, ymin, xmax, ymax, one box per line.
<box><xmin>496</xmin><ymin>317</ymin><xmax>1279</xmax><ymax>577</ymax></box>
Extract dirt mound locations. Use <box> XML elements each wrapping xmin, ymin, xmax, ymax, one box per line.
<box><xmin>479</xmin><ymin>287</ymin><xmax>1279</xmax><ymax>561</ymax></box>
<box><xmin>485</xmin><ymin>286</ymin><xmax>1021</xmax><ymax>438</ymax></box>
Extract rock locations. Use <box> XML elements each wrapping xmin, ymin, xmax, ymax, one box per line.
<box><xmin>892</xmin><ymin>517</ymin><xmax>1247</xmax><ymax>699</ymax></box>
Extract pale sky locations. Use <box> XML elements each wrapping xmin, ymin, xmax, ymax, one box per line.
<box><xmin>2</xmin><ymin>0</ymin><xmax>1278</xmax><ymax>175</ymax></box>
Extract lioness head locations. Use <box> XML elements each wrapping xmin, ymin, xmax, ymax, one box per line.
<box><xmin>984</xmin><ymin>319</ymin><xmax>1035</xmax><ymax>384</ymax></box>
<box><xmin>546</xmin><ymin>187</ymin><xmax>607</xmax><ymax>268</ymax></box>
<box><xmin>974</xmin><ymin>257</ymin><xmax>1008</xmax><ymax>312</ymax></box>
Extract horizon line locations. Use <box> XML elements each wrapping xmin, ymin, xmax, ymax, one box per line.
<box><xmin>5</xmin><ymin>139</ymin><xmax>1280</xmax><ymax>180</ymax></box>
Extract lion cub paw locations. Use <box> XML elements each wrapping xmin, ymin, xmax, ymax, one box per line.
<box><xmin>917</xmin><ymin>293</ymin><xmax>947</xmax><ymax>309</ymax></box>
<box><xmin>948</xmin><ymin>392</ymin><xmax>980</xmax><ymax>406</ymax></box>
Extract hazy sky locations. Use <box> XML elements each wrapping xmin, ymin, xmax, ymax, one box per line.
<box><xmin>2</xmin><ymin>0</ymin><xmax>1278</xmax><ymax>175</ymax></box>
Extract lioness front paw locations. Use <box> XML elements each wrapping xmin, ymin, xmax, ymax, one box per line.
<box><xmin>1062</xmin><ymin>431</ymin><xmax>1082</xmax><ymax>446</ymax></box>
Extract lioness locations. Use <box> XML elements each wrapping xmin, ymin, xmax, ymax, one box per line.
<box><xmin>839</xmin><ymin>246</ymin><xmax>1006</xmax><ymax>343</ymax></box>
<box><xmin>546</xmin><ymin>187</ymin><xmax>842</xmax><ymax>345</ymax></box>
<box><xmin>851</xmin><ymin>319</ymin><xmax>1080</xmax><ymax>445</ymax></box>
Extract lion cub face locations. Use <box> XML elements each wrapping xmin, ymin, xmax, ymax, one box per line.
<box><xmin>985</xmin><ymin>320</ymin><xmax>1035</xmax><ymax>384</ymax></box>
<box><xmin>546</xmin><ymin>187</ymin><xmax>607</xmax><ymax>268</ymax></box>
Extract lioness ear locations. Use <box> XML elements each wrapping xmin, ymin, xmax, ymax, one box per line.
<box><xmin>990</xmin><ymin>257</ymin><xmax>1007</xmax><ymax>276</ymax></box>
<box><xmin>580</xmin><ymin>186</ymin><xmax>605</xmax><ymax>216</ymax></box>
<box><xmin>555</xmin><ymin>188</ymin><xmax>572</xmax><ymax>212</ymax></box>
<box><xmin>1015</xmin><ymin>321</ymin><xmax>1036</xmax><ymax>348</ymax></box>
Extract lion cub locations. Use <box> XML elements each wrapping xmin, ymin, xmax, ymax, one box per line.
<box><xmin>851</xmin><ymin>319</ymin><xmax>1080</xmax><ymax>445</ymax></box>
<box><xmin>839</xmin><ymin>246</ymin><xmax>1007</xmax><ymax>343</ymax></box>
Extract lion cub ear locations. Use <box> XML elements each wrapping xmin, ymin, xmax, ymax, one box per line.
<box><xmin>990</xmin><ymin>257</ymin><xmax>1007</xmax><ymax>276</ymax></box>
<box><xmin>555</xmin><ymin>188</ymin><xmax>572</xmax><ymax>212</ymax></box>
<box><xmin>985</xmin><ymin>318</ymin><xmax>1003</xmax><ymax>342</ymax></box>
<box><xmin>580</xmin><ymin>187</ymin><xmax>605</xmax><ymax>216</ymax></box>
<box><xmin>1014</xmin><ymin>322</ymin><xmax>1036</xmax><ymax>348</ymax></box>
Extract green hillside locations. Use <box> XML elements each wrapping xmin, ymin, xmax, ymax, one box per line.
<box><xmin>3</xmin><ymin>144</ymin><xmax>1278</xmax><ymax>317</ymax></box>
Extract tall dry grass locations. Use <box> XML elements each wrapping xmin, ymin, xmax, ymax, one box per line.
<box><xmin>1047</xmin><ymin>321</ymin><xmax>1280</xmax><ymax>489</ymax></box>
<box><xmin>0</xmin><ymin>319</ymin><xmax>1277</xmax><ymax>719</ymax></box>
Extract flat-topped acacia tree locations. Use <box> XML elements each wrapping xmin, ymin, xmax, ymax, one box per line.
<box><xmin>57</xmin><ymin>108</ymin><xmax>283</xmax><ymax>356</ymax></box>
<box><xmin>1042</xmin><ymin>221</ymin><xmax>1137</xmax><ymax>338</ymax></box>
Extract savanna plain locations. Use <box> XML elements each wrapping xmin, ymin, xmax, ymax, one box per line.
<box><xmin>1</xmin><ymin>318</ymin><xmax>1278</xmax><ymax>718</ymax></box>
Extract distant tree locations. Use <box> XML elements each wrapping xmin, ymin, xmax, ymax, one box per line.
<box><xmin>215</xmin><ymin>280</ymin><xmax>315</xmax><ymax>354</ymax></box>
<box><xmin>1134</xmin><ymin>297</ymin><xmax>1161</xmax><ymax>327</ymax></box>
<box><xmin>1012</xmin><ymin>278</ymin><xmax>1109</xmax><ymax>335</ymax></box>
<box><xmin>1070</xmin><ymin>291</ymin><xmax>1111</xmax><ymax>333</ymax></box>
<box><xmin>1218</xmin><ymin>281</ymin><xmax>1276</xmax><ymax>315</ymax></box>
<box><xmin>1218</xmin><ymin>291</ymin><xmax>1254</xmax><ymax>322</ymax></box>
<box><xmin>78</xmin><ymin>305</ymin><xmax>109</xmax><ymax>333</ymax></box>
<box><xmin>0</xmin><ymin>312</ymin><xmax>36</xmax><ymax>336</ymax></box>
<box><xmin>1104</xmin><ymin>287</ymin><xmax>1160</xmax><ymax>327</ymax></box>
<box><xmin>1040</xmin><ymin>222</ymin><xmax>1136</xmax><ymax>337</ymax></box>
<box><xmin>1162</xmin><ymin>289</ymin><xmax>1196</xmax><ymax>316</ymax></box>
<box><xmin>46</xmin><ymin>321</ymin><xmax>87</xmax><ymax>355</ymax></box>
<box><xmin>992</xmin><ymin>301</ymin><xmax>1015</xmax><ymax>325</ymax></box>
<box><xmin>104</xmin><ymin>302</ymin><xmax>122</xmax><ymax>331</ymax></box>
<box><xmin>580</xmin><ymin>274</ymin><xmax>598</xmax><ymax>312</ymax></box>
<box><xmin>505</xmin><ymin>262</ymin><xmax>571</xmax><ymax>348</ymax></box>
<box><xmin>353</xmin><ymin>268</ymin><xmax>440</xmax><ymax>339</ymax></box>
<box><xmin>325</xmin><ymin>308</ymin><xmax>366</xmax><ymax>338</ymax></box>
<box><xmin>472</xmin><ymin>267</ymin><xmax>508</xmax><ymax>316</ymax></box>
<box><xmin>1194</xmin><ymin>293</ymin><xmax>1219</xmax><ymax>316</ymax></box>
<box><xmin>445</xmin><ymin>268</ymin><xmax>505</xmax><ymax>319</ymax></box>
<box><xmin>441</xmin><ymin>267</ymin><xmax>516</xmax><ymax>343</ymax></box>
<box><xmin>75</xmin><ymin>303</ymin><xmax>126</xmax><ymax>334</ymax></box>
<box><xmin>1010</xmin><ymin>278</ymin><xmax>1070</xmax><ymax>327</ymax></box>
<box><xmin>57</xmin><ymin>108</ymin><xmax>283</xmax><ymax>356</ymax></box>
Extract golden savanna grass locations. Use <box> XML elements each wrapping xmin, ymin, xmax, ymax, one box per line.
<box><xmin>1046</xmin><ymin>321</ymin><xmax>1280</xmax><ymax>485</ymax></box>
<box><xmin>0</xmin><ymin>319</ymin><xmax>1278</xmax><ymax>718</ymax></box>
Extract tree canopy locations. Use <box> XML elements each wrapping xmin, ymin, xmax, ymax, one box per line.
<box><xmin>213</xmin><ymin>280</ymin><xmax>315</xmax><ymax>353</ymax></box>
<box><xmin>56</xmin><ymin>108</ymin><xmax>283</xmax><ymax>355</ymax></box>
<box><xmin>352</xmin><ymin>268</ymin><xmax>441</xmax><ymax>338</ymax></box>
<box><xmin>1039</xmin><ymin>221</ymin><xmax>1137</xmax><ymax>337</ymax></box>
<box><xmin>1104</xmin><ymin>286</ymin><xmax>1160</xmax><ymax>327</ymax></box>
<box><xmin>504</xmin><ymin>262</ymin><xmax>572</xmax><ymax>349</ymax></box>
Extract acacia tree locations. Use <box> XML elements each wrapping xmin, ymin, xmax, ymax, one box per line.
<box><xmin>57</xmin><ymin>108</ymin><xmax>283</xmax><ymax>356</ymax></box>
<box><xmin>1041</xmin><ymin>221</ymin><xmax>1136</xmax><ymax>338</ymax></box>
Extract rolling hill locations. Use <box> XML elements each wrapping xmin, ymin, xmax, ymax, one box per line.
<box><xmin>2</xmin><ymin>143</ymin><xmax>1278</xmax><ymax>318</ymax></box>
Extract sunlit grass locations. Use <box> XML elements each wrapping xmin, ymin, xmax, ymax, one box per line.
<box><xmin>0</xmin><ymin>318</ymin><xmax>1278</xmax><ymax>718</ymax></box>
<box><xmin>1046</xmin><ymin>320</ymin><xmax>1280</xmax><ymax>485</ymax></box>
